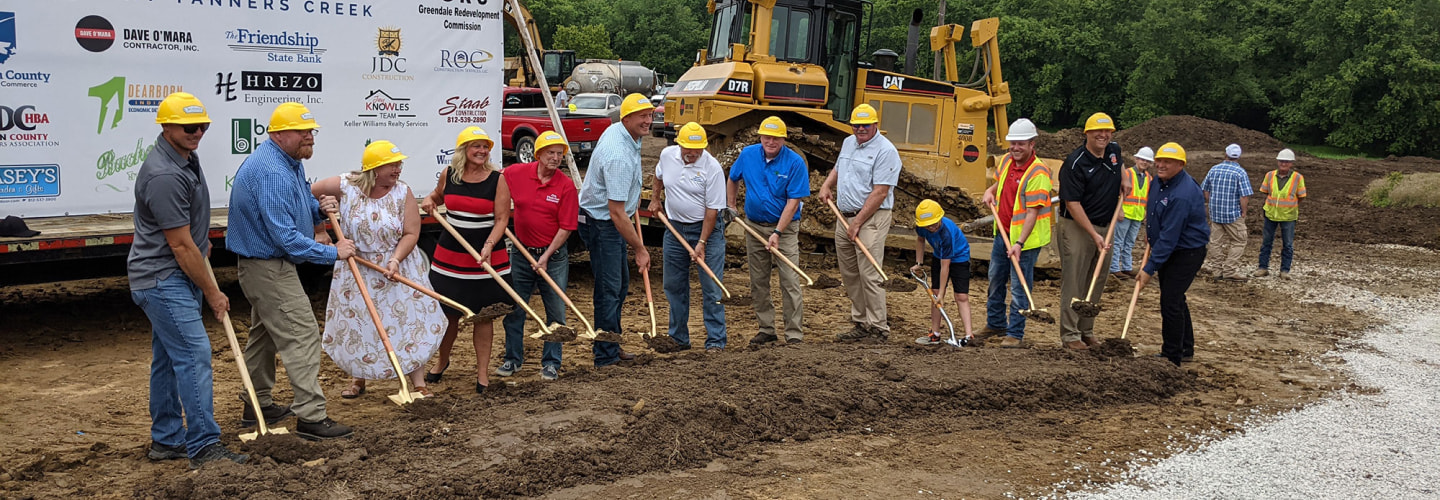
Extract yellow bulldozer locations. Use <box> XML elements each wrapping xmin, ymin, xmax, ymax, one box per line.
<box><xmin>663</xmin><ymin>0</ymin><xmax>1059</xmax><ymax>264</ymax></box>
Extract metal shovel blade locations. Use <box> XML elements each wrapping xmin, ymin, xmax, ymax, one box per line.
<box><xmin>238</xmin><ymin>425</ymin><xmax>290</xmax><ymax>443</ymax></box>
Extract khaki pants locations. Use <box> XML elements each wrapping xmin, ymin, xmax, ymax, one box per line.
<box><xmin>1207</xmin><ymin>220</ymin><xmax>1248</xmax><ymax>277</ymax></box>
<box><xmin>835</xmin><ymin>209</ymin><xmax>891</xmax><ymax>332</ymax></box>
<box><xmin>1058</xmin><ymin>217</ymin><xmax>1111</xmax><ymax>342</ymax></box>
<box><xmin>237</xmin><ymin>257</ymin><xmax>327</xmax><ymax>422</ymax></box>
<box><xmin>745</xmin><ymin>220</ymin><xmax>804</xmax><ymax>340</ymax></box>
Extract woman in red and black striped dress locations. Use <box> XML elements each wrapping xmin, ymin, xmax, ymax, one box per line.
<box><xmin>420</xmin><ymin>126</ymin><xmax>514</xmax><ymax>393</ymax></box>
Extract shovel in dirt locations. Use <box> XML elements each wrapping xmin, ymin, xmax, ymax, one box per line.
<box><xmin>204</xmin><ymin>261</ymin><xmax>290</xmax><ymax>442</ymax></box>
<box><xmin>1120</xmin><ymin>246</ymin><xmax>1152</xmax><ymax>339</ymax></box>
<box><xmin>635</xmin><ymin>214</ymin><xmax>659</xmax><ymax>341</ymax></box>
<box><xmin>328</xmin><ymin>213</ymin><xmax>425</xmax><ymax>406</ymax></box>
<box><xmin>1070</xmin><ymin>195</ymin><xmax>1125</xmax><ymax>318</ymax></box>
<box><xmin>985</xmin><ymin>202</ymin><xmax>1054</xmax><ymax>323</ymax></box>
<box><xmin>731</xmin><ymin>216</ymin><xmax>815</xmax><ymax>286</ymax></box>
<box><xmin>431</xmin><ymin>211</ymin><xmax>570</xmax><ymax>342</ymax></box>
<box><xmin>826</xmin><ymin>199</ymin><xmax>888</xmax><ymax>281</ymax></box>
<box><xmin>654</xmin><ymin>210</ymin><xmax>736</xmax><ymax>304</ymax></box>
<box><xmin>502</xmin><ymin>229</ymin><xmax>595</xmax><ymax>340</ymax></box>
<box><xmin>909</xmin><ymin>268</ymin><xmax>970</xmax><ymax>347</ymax></box>
<box><xmin>353</xmin><ymin>256</ymin><xmax>476</xmax><ymax>326</ymax></box>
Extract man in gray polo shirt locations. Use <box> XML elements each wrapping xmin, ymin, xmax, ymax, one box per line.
<box><xmin>819</xmin><ymin>103</ymin><xmax>902</xmax><ymax>341</ymax></box>
<box><xmin>127</xmin><ymin>92</ymin><xmax>248</xmax><ymax>469</ymax></box>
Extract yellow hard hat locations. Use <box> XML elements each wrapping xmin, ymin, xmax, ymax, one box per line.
<box><xmin>1084</xmin><ymin>112</ymin><xmax>1116</xmax><ymax>132</ymax></box>
<box><xmin>362</xmin><ymin>140</ymin><xmax>407</xmax><ymax>171</ymax></box>
<box><xmin>1155</xmin><ymin>142</ymin><xmax>1187</xmax><ymax>164</ymax></box>
<box><xmin>268</xmin><ymin>102</ymin><xmax>320</xmax><ymax>132</ymax></box>
<box><xmin>620</xmin><ymin>93</ymin><xmax>654</xmax><ymax>118</ymax></box>
<box><xmin>850</xmin><ymin>103</ymin><xmax>879</xmax><ymax>125</ymax></box>
<box><xmin>534</xmin><ymin>130</ymin><xmax>569</xmax><ymax>155</ymax></box>
<box><xmin>916</xmin><ymin>199</ymin><xmax>945</xmax><ymax>227</ymax></box>
<box><xmin>758</xmin><ymin>116</ymin><xmax>787</xmax><ymax>137</ymax></box>
<box><xmin>155</xmin><ymin>92</ymin><xmax>211</xmax><ymax>125</ymax></box>
<box><xmin>455</xmin><ymin>126</ymin><xmax>494</xmax><ymax>150</ymax></box>
<box><xmin>675</xmin><ymin>122</ymin><xmax>708</xmax><ymax>149</ymax></box>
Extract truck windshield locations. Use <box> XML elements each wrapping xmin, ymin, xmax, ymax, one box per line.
<box><xmin>708</xmin><ymin>1</ymin><xmax>744</xmax><ymax>60</ymax></box>
<box><xmin>571</xmin><ymin>95</ymin><xmax>608</xmax><ymax>110</ymax></box>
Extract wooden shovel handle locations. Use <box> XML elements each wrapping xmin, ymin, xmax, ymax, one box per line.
<box><xmin>504</xmin><ymin>228</ymin><xmax>595</xmax><ymax>336</ymax></box>
<box><xmin>635</xmin><ymin>214</ymin><xmax>658</xmax><ymax>339</ymax></box>
<box><xmin>1121</xmin><ymin>246</ymin><xmax>1152</xmax><ymax>339</ymax></box>
<box><xmin>986</xmin><ymin>202</ymin><xmax>1041</xmax><ymax>308</ymax></box>
<box><xmin>1083</xmin><ymin>195</ymin><xmax>1127</xmax><ymax>302</ymax></box>
<box><xmin>733</xmin><ymin>217</ymin><xmax>814</xmax><ymax>285</ymax></box>
<box><xmin>825</xmin><ymin>199</ymin><xmax>888</xmax><ymax>281</ymax></box>
<box><xmin>655</xmin><ymin>211</ymin><xmax>731</xmax><ymax>298</ymax></box>
<box><xmin>433</xmin><ymin>211</ymin><xmax>553</xmax><ymax>336</ymax></box>
<box><xmin>352</xmin><ymin>256</ymin><xmax>473</xmax><ymax>319</ymax></box>
<box><xmin>327</xmin><ymin>213</ymin><xmax>410</xmax><ymax>388</ymax></box>
<box><xmin>204</xmin><ymin>261</ymin><xmax>271</xmax><ymax>435</ymax></box>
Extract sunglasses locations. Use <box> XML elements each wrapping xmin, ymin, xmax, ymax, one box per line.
<box><xmin>181</xmin><ymin>123</ymin><xmax>210</xmax><ymax>134</ymax></box>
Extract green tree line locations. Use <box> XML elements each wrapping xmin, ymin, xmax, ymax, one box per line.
<box><xmin>509</xmin><ymin>0</ymin><xmax>1439</xmax><ymax>156</ymax></box>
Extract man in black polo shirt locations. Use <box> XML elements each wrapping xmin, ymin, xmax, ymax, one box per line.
<box><xmin>1057</xmin><ymin>112</ymin><xmax>1130</xmax><ymax>350</ymax></box>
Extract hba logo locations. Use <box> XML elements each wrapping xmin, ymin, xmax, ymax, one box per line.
<box><xmin>74</xmin><ymin>15</ymin><xmax>115</xmax><ymax>52</ymax></box>
<box><xmin>0</xmin><ymin>12</ymin><xmax>15</xmax><ymax>64</ymax></box>
<box><xmin>0</xmin><ymin>105</ymin><xmax>47</xmax><ymax>131</ymax></box>
<box><xmin>360</xmin><ymin>89</ymin><xmax>414</xmax><ymax>118</ymax></box>
<box><xmin>366</xmin><ymin>27</ymin><xmax>411</xmax><ymax>79</ymax></box>
<box><xmin>231</xmin><ymin>118</ymin><xmax>267</xmax><ymax>154</ymax></box>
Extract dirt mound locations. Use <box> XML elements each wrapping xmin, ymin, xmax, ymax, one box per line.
<box><xmin>473</xmin><ymin>303</ymin><xmax>515</xmax><ymax>322</ymax></box>
<box><xmin>1115</xmin><ymin>115</ymin><xmax>1287</xmax><ymax>154</ymax></box>
<box><xmin>643</xmin><ymin>333</ymin><xmax>684</xmax><ymax>353</ymax></box>
<box><xmin>240</xmin><ymin>433</ymin><xmax>339</xmax><ymax>464</ymax></box>
<box><xmin>536</xmin><ymin>322</ymin><xmax>578</xmax><ymax>343</ymax></box>
<box><xmin>811</xmin><ymin>274</ymin><xmax>842</xmax><ymax>289</ymax></box>
<box><xmin>1036</xmin><ymin>127</ymin><xmax>1088</xmax><ymax>159</ymax></box>
<box><xmin>591</xmin><ymin>329</ymin><xmax>623</xmax><ymax>343</ymax></box>
<box><xmin>1089</xmin><ymin>337</ymin><xmax>1136</xmax><ymax>358</ymax></box>
<box><xmin>140</xmin><ymin>344</ymin><xmax>1193</xmax><ymax>498</ymax></box>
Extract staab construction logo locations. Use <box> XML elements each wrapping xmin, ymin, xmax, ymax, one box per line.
<box><xmin>437</xmin><ymin>95</ymin><xmax>489</xmax><ymax>124</ymax></box>
<box><xmin>0</xmin><ymin>104</ymin><xmax>59</xmax><ymax>148</ymax></box>
<box><xmin>0</xmin><ymin>164</ymin><xmax>61</xmax><ymax>200</ymax></box>
<box><xmin>365</xmin><ymin>26</ymin><xmax>412</xmax><ymax>81</ymax></box>
<box><xmin>74</xmin><ymin>15</ymin><xmax>115</xmax><ymax>52</ymax></box>
<box><xmin>435</xmin><ymin>48</ymin><xmax>493</xmax><ymax>74</ymax></box>
<box><xmin>225</xmin><ymin>28</ymin><xmax>323</xmax><ymax>63</ymax></box>
<box><xmin>230</xmin><ymin>118</ymin><xmax>268</xmax><ymax>154</ymax></box>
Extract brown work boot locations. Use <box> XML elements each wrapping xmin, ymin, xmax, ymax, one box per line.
<box><xmin>1064</xmin><ymin>340</ymin><xmax>1089</xmax><ymax>350</ymax></box>
<box><xmin>1000</xmin><ymin>336</ymin><xmax>1023</xmax><ymax>349</ymax></box>
<box><xmin>1252</xmin><ymin>269</ymin><xmax>1269</xmax><ymax>278</ymax></box>
<box><xmin>976</xmin><ymin>326</ymin><xmax>1006</xmax><ymax>339</ymax></box>
<box><xmin>1081</xmin><ymin>335</ymin><xmax>1100</xmax><ymax>347</ymax></box>
<box><xmin>836</xmin><ymin>325</ymin><xmax>870</xmax><ymax>342</ymax></box>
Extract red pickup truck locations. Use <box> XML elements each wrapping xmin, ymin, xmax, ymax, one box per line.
<box><xmin>500</xmin><ymin>86</ymin><xmax>612</xmax><ymax>165</ymax></box>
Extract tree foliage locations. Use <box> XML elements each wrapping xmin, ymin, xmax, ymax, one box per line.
<box><xmin>510</xmin><ymin>0</ymin><xmax>1439</xmax><ymax>156</ymax></box>
<box><xmin>552</xmin><ymin>24</ymin><xmax>617</xmax><ymax>60</ymax></box>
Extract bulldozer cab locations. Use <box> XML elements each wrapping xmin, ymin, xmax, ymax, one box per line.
<box><xmin>542</xmin><ymin>51</ymin><xmax>576</xmax><ymax>86</ymax></box>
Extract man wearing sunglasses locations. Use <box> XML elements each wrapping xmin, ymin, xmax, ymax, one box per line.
<box><xmin>227</xmin><ymin>102</ymin><xmax>358</xmax><ymax>441</ymax></box>
<box><xmin>819</xmin><ymin>103</ymin><xmax>902</xmax><ymax>342</ymax></box>
<box><xmin>128</xmin><ymin>93</ymin><xmax>249</xmax><ymax>468</ymax></box>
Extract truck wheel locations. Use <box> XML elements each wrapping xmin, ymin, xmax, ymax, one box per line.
<box><xmin>515</xmin><ymin>135</ymin><xmax>536</xmax><ymax>164</ymax></box>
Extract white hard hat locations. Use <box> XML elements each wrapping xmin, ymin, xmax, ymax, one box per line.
<box><xmin>1225</xmin><ymin>143</ymin><xmax>1243</xmax><ymax>159</ymax></box>
<box><xmin>1006</xmin><ymin>118</ymin><xmax>1038</xmax><ymax>141</ymax></box>
<box><xmin>1135</xmin><ymin>146</ymin><xmax>1155</xmax><ymax>162</ymax></box>
<box><xmin>1276</xmin><ymin>148</ymin><xmax>1296</xmax><ymax>161</ymax></box>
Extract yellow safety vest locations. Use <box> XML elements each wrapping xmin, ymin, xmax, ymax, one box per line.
<box><xmin>1262</xmin><ymin>170</ymin><xmax>1306</xmax><ymax>221</ymax></box>
<box><xmin>1122</xmin><ymin>168</ymin><xmax>1150</xmax><ymax>221</ymax></box>
<box><xmin>994</xmin><ymin>154</ymin><xmax>1053</xmax><ymax>251</ymax></box>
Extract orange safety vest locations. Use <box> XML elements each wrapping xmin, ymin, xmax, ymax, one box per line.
<box><xmin>994</xmin><ymin>154</ymin><xmax>1053</xmax><ymax>250</ymax></box>
<box><xmin>1121</xmin><ymin>168</ymin><xmax>1150</xmax><ymax>221</ymax></box>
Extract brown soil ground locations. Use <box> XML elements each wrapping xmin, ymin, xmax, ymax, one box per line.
<box><xmin>3</xmin><ymin>123</ymin><xmax>1439</xmax><ymax>499</ymax></box>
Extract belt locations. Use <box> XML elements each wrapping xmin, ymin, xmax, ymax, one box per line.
<box><xmin>524</xmin><ymin>245</ymin><xmax>548</xmax><ymax>256</ymax></box>
<box><xmin>840</xmin><ymin>210</ymin><xmax>859</xmax><ymax>218</ymax></box>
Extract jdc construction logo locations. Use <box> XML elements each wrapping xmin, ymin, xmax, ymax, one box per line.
<box><xmin>225</xmin><ymin>28</ymin><xmax>323</xmax><ymax>63</ymax></box>
<box><xmin>231</xmin><ymin>118</ymin><xmax>267</xmax><ymax>154</ymax></box>
<box><xmin>365</xmin><ymin>26</ymin><xmax>411</xmax><ymax>80</ymax></box>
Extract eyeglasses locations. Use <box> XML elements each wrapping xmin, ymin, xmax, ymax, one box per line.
<box><xmin>852</xmin><ymin>124</ymin><xmax>876</xmax><ymax>131</ymax></box>
<box><xmin>181</xmin><ymin>123</ymin><xmax>210</xmax><ymax>134</ymax></box>
<box><xmin>291</xmin><ymin>129</ymin><xmax>319</xmax><ymax>137</ymax></box>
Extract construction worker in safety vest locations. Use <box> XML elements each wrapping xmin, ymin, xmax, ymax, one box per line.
<box><xmin>980</xmin><ymin>118</ymin><xmax>1053</xmax><ymax>348</ymax></box>
<box><xmin>1110</xmin><ymin>146</ymin><xmax>1155</xmax><ymax>280</ymax></box>
<box><xmin>1253</xmin><ymin>148</ymin><xmax>1307</xmax><ymax>279</ymax></box>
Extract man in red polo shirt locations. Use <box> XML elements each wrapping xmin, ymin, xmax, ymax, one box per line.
<box><xmin>498</xmin><ymin>131</ymin><xmax>579</xmax><ymax>381</ymax></box>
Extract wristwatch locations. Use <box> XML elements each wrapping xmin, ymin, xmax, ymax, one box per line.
<box><xmin>772</xmin><ymin>228</ymin><xmax>782</xmax><ymax>235</ymax></box>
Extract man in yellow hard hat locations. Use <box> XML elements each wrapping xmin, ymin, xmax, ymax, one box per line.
<box><xmin>910</xmin><ymin>199</ymin><xmax>973</xmax><ymax>345</ymax></box>
<box><xmin>819</xmin><ymin>103</ymin><xmax>902</xmax><ymax>341</ymax></box>
<box><xmin>128</xmin><ymin>92</ymin><xmax>249</xmax><ymax>468</ymax></box>
<box><xmin>1056</xmin><ymin>112</ymin><xmax>1130</xmax><ymax>350</ymax></box>
<box><xmin>648</xmin><ymin>122</ymin><xmax>728</xmax><ymax>351</ymax></box>
<box><xmin>726</xmin><ymin>116</ymin><xmax>811</xmax><ymax>346</ymax></box>
<box><xmin>1254</xmin><ymin>148</ymin><xmax>1306</xmax><ymax>279</ymax></box>
<box><xmin>228</xmin><ymin>102</ymin><xmax>357</xmax><ymax>440</ymax></box>
<box><xmin>1136</xmin><ymin>143</ymin><xmax>1210</xmax><ymax>366</ymax></box>
<box><xmin>578</xmin><ymin>93</ymin><xmax>654</xmax><ymax>366</ymax></box>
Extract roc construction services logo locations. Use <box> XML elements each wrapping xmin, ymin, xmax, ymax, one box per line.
<box><xmin>225</xmin><ymin>28</ymin><xmax>323</xmax><ymax>63</ymax></box>
<box><xmin>0</xmin><ymin>164</ymin><xmax>61</xmax><ymax>200</ymax></box>
<box><xmin>0</xmin><ymin>104</ymin><xmax>59</xmax><ymax>148</ymax></box>
<box><xmin>365</xmin><ymin>26</ymin><xmax>411</xmax><ymax>80</ymax></box>
<box><xmin>435</xmin><ymin>49</ymin><xmax>493</xmax><ymax>74</ymax></box>
<box><xmin>86</xmin><ymin>76</ymin><xmax>182</xmax><ymax>134</ymax></box>
<box><xmin>230</xmin><ymin>118</ymin><xmax>268</xmax><ymax>154</ymax></box>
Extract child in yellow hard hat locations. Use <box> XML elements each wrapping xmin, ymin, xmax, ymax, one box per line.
<box><xmin>910</xmin><ymin>199</ymin><xmax>973</xmax><ymax>345</ymax></box>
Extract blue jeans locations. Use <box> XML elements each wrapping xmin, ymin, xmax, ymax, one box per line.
<box><xmin>130</xmin><ymin>272</ymin><xmax>221</xmax><ymax>457</ymax></box>
<box><xmin>986</xmin><ymin>237</ymin><xmax>1040</xmax><ymax>339</ymax></box>
<box><xmin>662</xmin><ymin>219</ymin><xmax>727</xmax><ymax>348</ymax></box>
<box><xmin>502</xmin><ymin>244</ymin><xmax>567</xmax><ymax>369</ymax></box>
<box><xmin>1258</xmin><ymin>218</ymin><xmax>1296</xmax><ymax>272</ymax></box>
<box><xmin>1110</xmin><ymin>218</ymin><xmax>1143</xmax><ymax>273</ymax></box>
<box><xmin>579</xmin><ymin>215</ymin><xmax>627</xmax><ymax>367</ymax></box>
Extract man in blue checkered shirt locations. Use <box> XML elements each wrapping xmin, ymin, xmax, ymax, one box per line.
<box><xmin>1201</xmin><ymin>143</ymin><xmax>1254</xmax><ymax>281</ymax></box>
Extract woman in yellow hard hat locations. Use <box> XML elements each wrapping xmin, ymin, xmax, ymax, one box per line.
<box><xmin>310</xmin><ymin>140</ymin><xmax>446</xmax><ymax>398</ymax></box>
<box><xmin>418</xmin><ymin>127</ymin><xmax>514</xmax><ymax>394</ymax></box>
<box><xmin>1137</xmin><ymin>142</ymin><xmax>1210</xmax><ymax>366</ymax></box>
<box><xmin>910</xmin><ymin>199</ymin><xmax>973</xmax><ymax>345</ymax></box>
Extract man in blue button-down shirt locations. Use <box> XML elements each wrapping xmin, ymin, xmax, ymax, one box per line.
<box><xmin>1138</xmin><ymin>143</ymin><xmax>1210</xmax><ymax>367</ymax></box>
<box><xmin>227</xmin><ymin>103</ymin><xmax>356</xmax><ymax>441</ymax></box>
<box><xmin>1201</xmin><ymin>143</ymin><xmax>1253</xmax><ymax>281</ymax></box>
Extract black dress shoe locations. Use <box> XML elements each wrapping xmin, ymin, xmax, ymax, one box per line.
<box><xmin>424</xmin><ymin>361</ymin><xmax>449</xmax><ymax>383</ymax></box>
<box><xmin>238</xmin><ymin>394</ymin><xmax>294</xmax><ymax>426</ymax></box>
<box><xmin>295</xmin><ymin>418</ymin><xmax>353</xmax><ymax>441</ymax></box>
<box><xmin>476</xmin><ymin>383</ymin><xmax>487</xmax><ymax>394</ymax></box>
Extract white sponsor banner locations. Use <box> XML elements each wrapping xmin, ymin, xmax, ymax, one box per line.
<box><xmin>0</xmin><ymin>0</ymin><xmax>503</xmax><ymax>217</ymax></box>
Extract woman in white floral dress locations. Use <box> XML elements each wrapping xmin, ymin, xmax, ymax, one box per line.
<box><xmin>311</xmin><ymin>140</ymin><xmax>445</xmax><ymax>398</ymax></box>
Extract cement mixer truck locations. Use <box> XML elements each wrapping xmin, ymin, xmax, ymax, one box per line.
<box><xmin>561</xmin><ymin>59</ymin><xmax>662</xmax><ymax>97</ymax></box>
